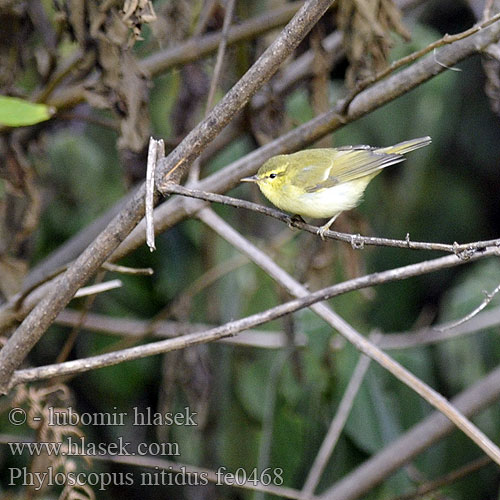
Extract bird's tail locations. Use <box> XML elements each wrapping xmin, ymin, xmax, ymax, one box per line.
<box><xmin>379</xmin><ymin>136</ymin><xmax>432</xmax><ymax>155</ymax></box>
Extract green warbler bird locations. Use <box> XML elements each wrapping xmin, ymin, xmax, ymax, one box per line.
<box><xmin>241</xmin><ymin>136</ymin><xmax>431</xmax><ymax>239</ymax></box>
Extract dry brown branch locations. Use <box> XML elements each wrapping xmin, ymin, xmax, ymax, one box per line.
<box><xmin>318</xmin><ymin>364</ymin><xmax>500</xmax><ymax>500</ymax></box>
<box><xmin>55</xmin><ymin>309</ymin><xmax>307</xmax><ymax>349</ymax></box>
<box><xmin>0</xmin><ymin>0</ymin><xmax>337</xmax><ymax>393</ymax></box>
<box><xmin>112</xmin><ymin>16</ymin><xmax>500</xmax><ymax>263</ymax></box>
<box><xmin>158</xmin><ymin>184</ymin><xmax>500</xmax><ymax>256</ymax></box>
<box><xmin>8</xmin><ymin>245</ymin><xmax>499</xmax><ymax>388</ymax></box>
<box><xmin>301</xmin><ymin>348</ymin><xmax>375</xmax><ymax>497</ymax></box>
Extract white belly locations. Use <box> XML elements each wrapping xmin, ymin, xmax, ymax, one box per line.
<box><xmin>273</xmin><ymin>179</ymin><xmax>370</xmax><ymax>219</ymax></box>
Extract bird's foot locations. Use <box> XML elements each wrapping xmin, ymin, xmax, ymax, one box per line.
<box><xmin>317</xmin><ymin>225</ymin><xmax>329</xmax><ymax>241</ymax></box>
<box><xmin>316</xmin><ymin>214</ymin><xmax>339</xmax><ymax>241</ymax></box>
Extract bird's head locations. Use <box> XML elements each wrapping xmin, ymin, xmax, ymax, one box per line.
<box><xmin>241</xmin><ymin>155</ymin><xmax>289</xmax><ymax>193</ymax></box>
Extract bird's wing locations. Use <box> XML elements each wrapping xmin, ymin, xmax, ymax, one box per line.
<box><xmin>302</xmin><ymin>147</ymin><xmax>405</xmax><ymax>193</ymax></box>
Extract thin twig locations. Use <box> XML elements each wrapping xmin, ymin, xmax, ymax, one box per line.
<box><xmin>140</xmin><ymin>1</ymin><xmax>303</xmax><ymax>75</ymax></box>
<box><xmin>189</xmin><ymin>0</ymin><xmax>236</xmax><ymax>183</ymax></box>
<box><xmin>341</xmin><ymin>11</ymin><xmax>500</xmax><ymax>114</ymax></box>
<box><xmin>55</xmin><ymin>309</ymin><xmax>308</xmax><ymax>349</ymax></box>
<box><xmin>436</xmin><ymin>282</ymin><xmax>500</xmax><ymax>331</ymax></box>
<box><xmin>10</xmin><ymin>245</ymin><xmax>500</xmax><ymax>386</ymax></box>
<box><xmin>0</xmin><ymin>432</ymin><xmax>309</xmax><ymax>499</ymax></box>
<box><xmin>101</xmin><ymin>262</ymin><xmax>153</xmax><ymax>275</ymax></box>
<box><xmin>390</xmin><ymin>456</ymin><xmax>492</xmax><ymax>500</ymax></box>
<box><xmin>301</xmin><ymin>345</ymin><xmax>375</xmax><ymax>497</ymax></box>
<box><xmin>255</xmin><ymin>350</ymin><xmax>291</xmax><ymax>500</ymax></box>
<box><xmin>34</xmin><ymin>49</ymin><xmax>85</xmax><ymax>104</ymax></box>
<box><xmin>319</xmin><ymin>364</ymin><xmax>500</xmax><ymax>500</ymax></box>
<box><xmin>206</xmin><ymin>0</ymin><xmax>236</xmax><ymax>113</ymax></box>
<box><xmin>378</xmin><ymin>305</ymin><xmax>500</xmax><ymax>350</ymax></box>
<box><xmin>0</xmin><ymin>0</ymin><xmax>337</xmax><ymax>393</ymax></box>
<box><xmin>161</xmin><ymin>184</ymin><xmax>500</xmax><ymax>257</ymax></box>
<box><xmin>93</xmin><ymin>452</ymin><xmax>310</xmax><ymax>500</ymax></box>
<box><xmin>43</xmin><ymin>2</ymin><xmax>304</xmax><ymax>112</ymax></box>
<box><xmin>73</xmin><ymin>279</ymin><xmax>122</xmax><ymax>298</ymax></box>
<box><xmin>55</xmin><ymin>271</ymin><xmax>106</xmax><ymax>365</ymax></box>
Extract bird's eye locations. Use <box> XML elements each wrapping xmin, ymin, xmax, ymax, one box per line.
<box><xmin>269</xmin><ymin>173</ymin><xmax>277</xmax><ymax>179</ymax></box>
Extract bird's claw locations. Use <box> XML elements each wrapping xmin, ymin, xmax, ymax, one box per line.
<box><xmin>317</xmin><ymin>226</ymin><xmax>328</xmax><ymax>241</ymax></box>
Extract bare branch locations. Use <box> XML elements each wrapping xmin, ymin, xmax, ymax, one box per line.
<box><xmin>205</xmin><ymin>0</ymin><xmax>236</xmax><ymax>114</ymax></box>
<box><xmin>189</xmin><ymin>0</ymin><xmax>236</xmax><ymax>183</ymax></box>
<box><xmin>389</xmin><ymin>456</ymin><xmax>491</xmax><ymax>500</ymax></box>
<box><xmin>73</xmin><ymin>280</ymin><xmax>122</xmax><ymax>298</ymax></box>
<box><xmin>378</xmin><ymin>305</ymin><xmax>500</xmax><ymax>350</ymax></box>
<box><xmin>160</xmin><ymin>184</ymin><xmax>500</xmax><ymax>256</ymax></box>
<box><xmin>0</xmin><ymin>432</ymin><xmax>308</xmax><ymax>499</ymax></box>
<box><xmin>100</xmin><ymin>262</ymin><xmax>153</xmax><ymax>276</ymax></box>
<box><xmin>140</xmin><ymin>1</ymin><xmax>303</xmax><ymax>75</ymax></box>
<box><xmin>319</xmin><ymin>364</ymin><xmax>500</xmax><ymax>500</ymax></box>
<box><xmin>9</xmin><ymin>246</ymin><xmax>499</xmax><ymax>387</ymax></box>
<box><xmin>55</xmin><ymin>309</ymin><xmax>308</xmax><ymax>349</ymax></box>
<box><xmin>436</xmin><ymin>282</ymin><xmax>500</xmax><ymax>331</ymax></box>
<box><xmin>340</xmin><ymin>11</ymin><xmax>500</xmax><ymax>113</ymax></box>
<box><xmin>301</xmin><ymin>345</ymin><xmax>375</xmax><ymax>497</ymax></box>
<box><xmin>0</xmin><ymin>0</ymin><xmax>337</xmax><ymax>393</ymax></box>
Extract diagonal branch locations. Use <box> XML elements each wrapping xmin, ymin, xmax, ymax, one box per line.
<box><xmin>8</xmin><ymin>245</ymin><xmax>499</xmax><ymax>387</ymax></box>
<box><xmin>319</xmin><ymin>363</ymin><xmax>500</xmax><ymax>500</ymax></box>
<box><xmin>0</xmin><ymin>0</ymin><xmax>337</xmax><ymax>393</ymax></box>
<box><xmin>7</xmin><ymin>212</ymin><xmax>500</xmax><ymax>463</ymax></box>
<box><xmin>301</xmin><ymin>349</ymin><xmax>374</xmax><ymax>497</ymax></box>
<box><xmin>24</xmin><ymin>15</ymin><xmax>500</xmax><ymax>291</ymax></box>
<box><xmin>112</xmin><ymin>16</ymin><xmax>500</xmax><ymax>260</ymax></box>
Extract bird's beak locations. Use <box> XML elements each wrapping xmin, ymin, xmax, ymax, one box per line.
<box><xmin>241</xmin><ymin>175</ymin><xmax>259</xmax><ymax>183</ymax></box>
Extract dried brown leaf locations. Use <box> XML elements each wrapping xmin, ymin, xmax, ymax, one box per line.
<box><xmin>337</xmin><ymin>0</ymin><xmax>411</xmax><ymax>87</ymax></box>
<box><xmin>60</xmin><ymin>0</ymin><xmax>152</xmax><ymax>153</ymax></box>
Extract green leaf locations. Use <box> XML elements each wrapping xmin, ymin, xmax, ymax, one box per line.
<box><xmin>0</xmin><ymin>95</ymin><xmax>54</xmax><ymax>126</ymax></box>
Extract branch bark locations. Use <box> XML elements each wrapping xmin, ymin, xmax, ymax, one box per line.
<box><xmin>319</xmin><ymin>363</ymin><xmax>500</xmax><ymax>500</ymax></box>
<box><xmin>112</xmin><ymin>16</ymin><xmax>500</xmax><ymax>260</ymax></box>
<box><xmin>0</xmin><ymin>0</ymin><xmax>337</xmax><ymax>393</ymax></box>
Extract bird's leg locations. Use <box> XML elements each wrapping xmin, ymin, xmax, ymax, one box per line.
<box><xmin>317</xmin><ymin>214</ymin><xmax>339</xmax><ymax>240</ymax></box>
<box><xmin>287</xmin><ymin>214</ymin><xmax>305</xmax><ymax>230</ymax></box>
